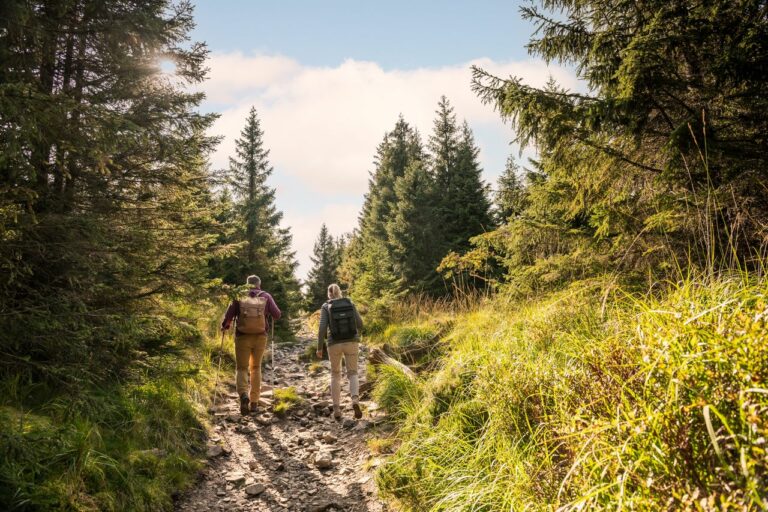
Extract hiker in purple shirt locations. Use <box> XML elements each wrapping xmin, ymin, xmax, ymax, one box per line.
<box><xmin>221</xmin><ymin>275</ymin><xmax>282</xmax><ymax>415</ymax></box>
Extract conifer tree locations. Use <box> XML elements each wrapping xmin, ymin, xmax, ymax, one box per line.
<box><xmin>429</xmin><ymin>97</ymin><xmax>492</xmax><ymax>253</ymax></box>
<box><xmin>220</xmin><ymin>107</ymin><xmax>300</xmax><ymax>328</ymax></box>
<box><xmin>452</xmin><ymin>121</ymin><xmax>493</xmax><ymax>242</ymax></box>
<box><xmin>429</xmin><ymin>96</ymin><xmax>460</xmax><ymax>199</ymax></box>
<box><xmin>471</xmin><ymin>0</ymin><xmax>768</xmax><ymax>268</ymax></box>
<box><xmin>0</xmin><ymin>0</ymin><xmax>218</xmax><ymax>381</ymax></box>
<box><xmin>360</xmin><ymin>117</ymin><xmax>426</xmax><ymax>242</ymax></box>
<box><xmin>345</xmin><ymin>117</ymin><xmax>425</xmax><ymax>302</ymax></box>
<box><xmin>227</xmin><ymin>107</ymin><xmax>281</xmax><ymax>269</ymax></box>
<box><xmin>494</xmin><ymin>156</ymin><xmax>528</xmax><ymax>223</ymax></box>
<box><xmin>305</xmin><ymin>224</ymin><xmax>342</xmax><ymax>310</ymax></box>
<box><xmin>386</xmin><ymin>160</ymin><xmax>440</xmax><ymax>291</ymax></box>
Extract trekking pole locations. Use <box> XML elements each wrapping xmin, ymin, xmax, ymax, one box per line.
<box><xmin>212</xmin><ymin>330</ymin><xmax>225</xmax><ymax>407</ymax></box>
<box><xmin>270</xmin><ymin>317</ymin><xmax>276</xmax><ymax>385</ymax></box>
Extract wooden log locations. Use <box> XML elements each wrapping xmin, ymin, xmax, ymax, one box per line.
<box><xmin>369</xmin><ymin>348</ymin><xmax>416</xmax><ymax>380</ymax></box>
<box><xmin>358</xmin><ymin>380</ymin><xmax>375</xmax><ymax>397</ymax></box>
<box><xmin>382</xmin><ymin>339</ymin><xmax>440</xmax><ymax>365</ymax></box>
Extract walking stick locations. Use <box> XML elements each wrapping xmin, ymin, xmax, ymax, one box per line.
<box><xmin>212</xmin><ymin>330</ymin><xmax>225</xmax><ymax>407</ymax></box>
<box><xmin>270</xmin><ymin>317</ymin><xmax>276</xmax><ymax>385</ymax></box>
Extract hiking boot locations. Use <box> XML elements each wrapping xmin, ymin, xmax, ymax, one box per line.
<box><xmin>352</xmin><ymin>403</ymin><xmax>363</xmax><ymax>419</ymax></box>
<box><xmin>249</xmin><ymin>402</ymin><xmax>260</xmax><ymax>414</ymax></box>
<box><xmin>333</xmin><ymin>406</ymin><xmax>342</xmax><ymax>421</ymax></box>
<box><xmin>239</xmin><ymin>394</ymin><xmax>250</xmax><ymax>416</ymax></box>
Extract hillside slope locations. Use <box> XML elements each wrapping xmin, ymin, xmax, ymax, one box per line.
<box><xmin>371</xmin><ymin>276</ymin><xmax>767</xmax><ymax>510</ymax></box>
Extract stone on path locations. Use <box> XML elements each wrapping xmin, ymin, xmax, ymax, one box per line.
<box><xmin>309</xmin><ymin>500</ymin><xmax>342</xmax><ymax>512</ymax></box>
<box><xmin>244</xmin><ymin>482</ymin><xmax>266</xmax><ymax>496</ymax></box>
<box><xmin>313</xmin><ymin>452</ymin><xmax>333</xmax><ymax>469</ymax></box>
<box><xmin>225</xmin><ymin>471</ymin><xmax>246</xmax><ymax>485</ymax></box>
<box><xmin>206</xmin><ymin>444</ymin><xmax>223</xmax><ymax>458</ymax></box>
<box><xmin>353</xmin><ymin>420</ymin><xmax>371</xmax><ymax>432</ymax></box>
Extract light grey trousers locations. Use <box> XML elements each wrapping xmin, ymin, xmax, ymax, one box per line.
<box><xmin>327</xmin><ymin>341</ymin><xmax>359</xmax><ymax>409</ymax></box>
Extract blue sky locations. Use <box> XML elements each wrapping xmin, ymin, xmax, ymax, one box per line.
<box><xmin>191</xmin><ymin>1</ymin><xmax>577</xmax><ymax>280</ymax></box>
<box><xmin>191</xmin><ymin>1</ymin><xmax>534</xmax><ymax>68</ymax></box>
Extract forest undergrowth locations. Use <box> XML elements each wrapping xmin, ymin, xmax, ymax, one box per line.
<box><xmin>0</xmin><ymin>301</ymin><xmax>231</xmax><ymax>511</ymax></box>
<box><xmin>369</xmin><ymin>272</ymin><xmax>768</xmax><ymax>511</ymax></box>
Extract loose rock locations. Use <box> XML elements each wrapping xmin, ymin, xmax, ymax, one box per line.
<box><xmin>224</xmin><ymin>472</ymin><xmax>245</xmax><ymax>485</ymax></box>
<box><xmin>313</xmin><ymin>452</ymin><xmax>333</xmax><ymax>469</ymax></box>
<box><xmin>244</xmin><ymin>483</ymin><xmax>266</xmax><ymax>496</ymax></box>
<box><xmin>175</xmin><ymin>329</ymin><xmax>384</xmax><ymax>511</ymax></box>
<box><xmin>206</xmin><ymin>444</ymin><xmax>223</xmax><ymax>458</ymax></box>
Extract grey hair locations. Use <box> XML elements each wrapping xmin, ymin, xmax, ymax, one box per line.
<box><xmin>327</xmin><ymin>283</ymin><xmax>342</xmax><ymax>300</ymax></box>
<box><xmin>246</xmin><ymin>275</ymin><xmax>261</xmax><ymax>287</ymax></box>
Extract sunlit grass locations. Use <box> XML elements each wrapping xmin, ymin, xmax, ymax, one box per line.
<box><xmin>374</xmin><ymin>274</ymin><xmax>768</xmax><ymax>510</ymax></box>
<box><xmin>0</xmin><ymin>300</ymin><xmax>227</xmax><ymax>511</ymax></box>
<box><xmin>273</xmin><ymin>386</ymin><xmax>302</xmax><ymax>416</ymax></box>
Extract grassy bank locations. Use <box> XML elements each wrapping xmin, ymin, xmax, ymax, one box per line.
<box><xmin>0</xmin><ymin>302</ymin><xmax>231</xmax><ymax>511</ymax></box>
<box><xmin>372</xmin><ymin>275</ymin><xmax>768</xmax><ymax>510</ymax></box>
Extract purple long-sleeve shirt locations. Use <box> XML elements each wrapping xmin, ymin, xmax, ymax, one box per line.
<box><xmin>221</xmin><ymin>288</ymin><xmax>282</xmax><ymax>334</ymax></box>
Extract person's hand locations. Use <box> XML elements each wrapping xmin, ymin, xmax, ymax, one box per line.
<box><xmin>316</xmin><ymin>349</ymin><xmax>323</xmax><ymax>359</ymax></box>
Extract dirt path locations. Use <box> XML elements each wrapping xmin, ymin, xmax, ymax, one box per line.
<box><xmin>175</xmin><ymin>329</ymin><xmax>388</xmax><ymax>512</ymax></box>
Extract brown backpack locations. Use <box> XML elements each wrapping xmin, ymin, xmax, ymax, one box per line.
<box><xmin>237</xmin><ymin>293</ymin><xmax>267</xmax><ymax>334</ymax></box>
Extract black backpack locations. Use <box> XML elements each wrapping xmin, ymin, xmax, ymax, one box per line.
<box><xmin>327</xmin><ymin>298</ymin><xmax>358</xmax><ymax>340</ymax></box>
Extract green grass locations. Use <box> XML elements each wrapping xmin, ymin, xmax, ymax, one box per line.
<box><xmin>0</xmin><ymin>301</ymin><xmax>228</xmax><ymax>511</ymax></box>
<box><xmin>368</xmin><ymin>437</ymin><xmax>398</xmax><ymax>455</ymax></box>
<box><xmin>272</xmin><ymin>386</ymin><xmax>302</xmax><ymax>416</ymax></box>
<box><xmin>379</xmin><ymin>323</ymin><xmax>441</xmax><ymax>349</ymax></box>
<box><xmin>374</xmin><ymin>275</ymin><xmax>768</xmax><ymax>511</ymax></box>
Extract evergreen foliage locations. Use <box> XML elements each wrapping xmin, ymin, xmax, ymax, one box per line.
<box><xmin>461</xmin><ymin>0</ymin><xmax>768</xmax><ymax>282</ymax></box>
<box><xmin>211</xmin><ymin>107</ymin><xmax>301</xmax><ymax>330</ymax></box>
<box><xmin>343</xmin><ymin>103</ymin><xmax>492</xmax><ymax>308</ymax></box>
<box><xmin>304</xmin><ymin>223</ymin><xmax>343</xmax><ymax>310</ymax></box>
<box><xmin>430</xmin><ymin>98</ymin><xmax>492</xmax><ymax>252</ymax></box>
<box><xmin>360</xmin><ymin>116</ymin><xmax>426</xmax><ymax>243</ymax></box>
<box><xmin>0</xmin><ymin>0</ymin><xmax>217</xmax><ymax>387</ymax></box>
<box><xmin>341</xmin><ymin>117</ymin><xmax>425</xmax><ymax>305</ymax></box>
<box><xmin>386</xmin><ymin>160</ymin><xmax>440</xmax><ymax>290</ymax></box>
<box><xmin>0</xmin><ymin>1</ymin><xmax>226</xmax><ymax>508</ymax></box>
<box><xmin>494</xmin><ymin>156</ymin><xmax>528</xmax><ymax>223</ymax></box>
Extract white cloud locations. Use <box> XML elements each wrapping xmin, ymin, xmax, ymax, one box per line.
<box><xmin>199</xmin><ymin>52</ymin><xmax>578</xmax><ymax>279</ymax></box>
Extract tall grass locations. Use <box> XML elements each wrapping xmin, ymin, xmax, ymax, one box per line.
<box><xmin>375</xmin><ymin>274</ymin><xmax>768</xmax><ymax>510</ymax></box>
<box><xmin>0</xmin><ymin>300</ymin><xmax>229</xmax><ymax>511</ymax></box>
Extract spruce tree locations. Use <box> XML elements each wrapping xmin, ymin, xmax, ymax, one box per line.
<box><xmin>0</xmin><ymin>0</ymin><xmax>218</xmax><ymax>381</ymax></box>
<box><xmin>429</xmin><ymin>96</ymin><xmax>460</xmax><ymax>200</ymax></box>
<box><xmin>494</xmin><ymin>156</ymin><xmax>528</xmax><ymax>223</ymax></box>
<box><xmin>221</xmin><ymin>107</ymin><xmax>300</xmax><ymax>329</ymax></box>
<box><xmin>471</xmin><ymin>0</ymin><xmax>768</xmax><ymax>268</ymax></box>
<box><xmin>452</xmin><ymin>121</ymin><xmax>493</xmax><ymax>243</ymax></box>
<box><xmin>386</xmin><ymin>160</ymin><xmax>440</xmax><ymax>291</ymax></box>
<box><xmin>345</xmin><ymin>117</ymin><xmax>424</xmax><ymax>301</ymax></box>
<box><xmin>429</xmin><ymin>97</ymin><xmax>492</xmax><ymax>253</ymax></box>
<box><xmin>360</xmin><ymin>116</ymin><xmax>426</xmax><ymax>242</ymax></box>
<box><xmin>305</xmin><ymin>224</ymin><xmax>342</xmax><ymax>310</ymax></box>
<box><xmin>227</xmin><ymin>107</ymin><xmax>281</xmax><ymax>271</ymax></box>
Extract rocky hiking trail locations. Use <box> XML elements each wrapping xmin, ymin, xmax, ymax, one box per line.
<box><xmin>175</xmin><ymin>327</ymin><xmax>389</xmax><ymax>512</ymax></box>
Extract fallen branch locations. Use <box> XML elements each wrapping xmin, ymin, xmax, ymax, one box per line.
<box><xmin>382</xmin><ymin>339</ymin><xmax>440</xmax><ymax>365</ymax></box>
<box><xmin>369</xmin><ymin>348</ymin><xmax>416</xmax><ymax>380</ymax></box>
